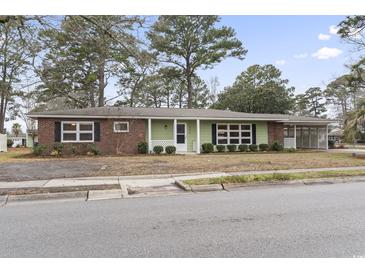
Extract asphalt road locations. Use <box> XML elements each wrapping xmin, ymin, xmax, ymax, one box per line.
<box><xmin>2</xmin><ymin>182</ymin><xmax>365</xmax><ymax>257</ymax></box>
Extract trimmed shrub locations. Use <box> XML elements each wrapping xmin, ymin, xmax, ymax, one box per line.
<box><xmin>88</xmin><ymin>144</ymin><xmax>100</xmax><ymax>155</ymax></box>
<box><xmin>7</xmin><ymin>139</ymin><xmax>13</xmax><ymax>147</ymax></box>
<box><xmin>328</xmin><ymin>140</ymin><xmax>335</xmax><ymax>149</ymax></box>
<box><xmin>33</xmin><ymin>144</ymin><xmax>47</xmax><ymax>156</ymax></box>
<box><xmin>137</xmin><ymin>141</ymin><xmax>148</xmax><ymax>154</ymax></box>
<box><xmin>202</xmin><ymin>143</ymin><xmax>214</xmax><ymax>153</ymax></box>
<box><xmin>165</xmin><ymin>146</ymin><xmax>176</xmax><ymax>154</ymax></box>
<box><xmin>249</xmin><ymin>144</ymin><xmax>258</xmax><ymax>152</ymax></box>
<box><xmin>238</xmin><ymin>144</ymin><xmax>249</xmax><ymax>152</ymax></box>
<box><xmin>271</xmin><ymin>141</ymin><xmax>284</xmax><ymax>151</ymax></box>
<box><xmin>227</xmin><ymin>144</ymin><xmax>237</xmax><ymax>152</ymax></box>
<box><xmin>153</xmin><ymin>145</ymin><xmax>163</xmax><ymax>154</ymax></box>
<box><xmin>216</xmin><ymin>145</ymin><xmax>226</xmax><ymax>152</ymax></box>
<box><xmin>53</xmin><ymin>143</ymin><xmax>64</xmax><ymax>154</ymax></box>
<box><xmin>259</xmin><ymin>143</ymin><xmax>269</xmax><ymax>151</ymax></box>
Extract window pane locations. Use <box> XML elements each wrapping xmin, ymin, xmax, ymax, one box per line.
<box><xmin>63</xmin><ymin>123</ymin><xmax>76</xmax><ymax>131</ymax></box>
<box><xmin>63</xmin><ymin>133</ymin><xmax>77</xmax><ymax>141</ymax></box>
<box><xmin>230</xmin><ymin>139</ymin><xmax>239</xmax><ymax>144</ymax></box>
<box><xmin>229</xmin><ymin>124</ymin><xmax>239</xmax><ymax>130</ymax></box>
<box><xmin>229</xmin><ymin>132</ymin><xmax>239</xmax><ymax>137</ymax></box>
<box><xmin>241</xmin><ymin>132</ymin><xmax>251</xmax><ymax>137</ymax></box>
<box><xmin>177</xmin><ymin>124</ymin><xmax>185</xmax><ymax>134</ymax></box>
<box><xmin>218</xmin><ymin>131</ymin><xmax>228</xmax><ymax>137</ymax></box>
<box><xmin>80</xmin><ymin>123</ymin><xmax>93</xmax><ymax>131</ymax></box>
<box><xmin>114</xmin><ymin>122</ymin><xmax>128</xmax><ymax>131</ymax></box>
<box><xmin>177</xmin><ymin>135</ymin><xmax>185</xmax><ymax>144</ymax></box>
<box><xmin>218</xmin><ymin>139</ymin><xmax>227</xmax><ymax>144</ymax></box>
<box><xmin>241</xmin><ymin>138</ymin><xmax>251</xmax><ymax>144</ymax></box>
<box><xmin>241</xmin><ymin>125</ymin><xmax>250</xmax><ymax>130</ymax></box>
<box><xmin>80</xmin><ymin>133</ymin><xmax>93</xmax><ymax>141</ymax></box>
<box><xmin>217</xmin><ymin>124</ymin><xmax>227</xmax><ymax>130</ymax></box>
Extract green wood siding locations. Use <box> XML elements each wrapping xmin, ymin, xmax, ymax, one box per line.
<box><xmin>151</xmin><ymin>120</ymin><xmax>173</xmax><ymax>140</ymax></box>
<box><xmin>146</xmin><ymin>119</ymin><xmax>269</xmax><ymax>152</ymax></box>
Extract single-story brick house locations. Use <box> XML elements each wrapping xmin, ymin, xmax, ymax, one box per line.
<box><xmin>28</xmin><ymin>107</ymin><xmax>333</xmax><ymax>154</ymax></box>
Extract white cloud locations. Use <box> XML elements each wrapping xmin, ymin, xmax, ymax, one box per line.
<box><xmin>318</xmin><ymin>33</ymin><xmax>331</xmax><ymax>40</ymax></box>
<box><xmin>275</xmin><ymin>59</ymin><xmax>286</xmax><ymax>66</ymax></box>
<box><xmin>293</xmin><ymin>53</ymin><xmax>308</xmax><ymax>59</ymax></box>
<box><xmin>329</xmin><ymin>25</ymin><xmax>340</xmax><ymax>35</ymax></box>
<box><xmin>312</xmin><ymin>47</ymin><xmax>342</xmax><ymax>59</ymax></box>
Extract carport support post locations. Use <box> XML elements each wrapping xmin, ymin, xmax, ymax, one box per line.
<box><xmin>173</xmin><ymin>119</ymin><xmax>177</xmax><ymax>147</ymax></box>
<box><xmin>326</xmin><ymin>124</ymin><xmax>329</xmax><ymax>150</ymax></box>
<box><xmin>294</xmin><ymin>124</ymin><xmax>297</xmax><ymax>149</ymax></box>
<box><xmin>196</xmin><ymin>119</ymin><xmax>200</xmax><ymax>154</ymax></box>
<box><xmin>148</xmin><ymin>118</ymin><xmax>152</xmax><ymax>153</ymax></box>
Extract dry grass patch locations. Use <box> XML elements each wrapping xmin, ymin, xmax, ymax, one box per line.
<box><xmin>185</xmin><ymin>169</ymin><xmax>365</xmax><ymax>185</ymax></box>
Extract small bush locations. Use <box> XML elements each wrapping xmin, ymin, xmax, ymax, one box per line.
<box><xmin>33</xmin><ymin>144</ymin><xmax>47</xmax><ymax>156</ymax></box>
<box><xmin>153</xmin><ymin>145</ymin><xmax>163</xmax><ymax>154</ymax></box>
<box><xmin>259</xmin><ymin>143</ymin><xmax>269</xmax><ymax>151</ymax></box>
<box><xmin>216</xmin><ymin>145</ymin><xmax>226</xmax><ymax>152</ymax></box>
<box><xmin>202</xmin><ymin>143</ymin><xmax>214</xmax><ymax>153</ymax></box>
<box><xmin>71</xmin><ymin>145</ymin><xmax>77</xmax><ymax>155</ymax></box>
<box><xmin>7</xmin><ymin>139</ymin><xmax>13</xmax><ymax>147</ymax></box>
<box><xmin>249</xmin><ymin>144</ymin><xmax>258</xmax><ymax>152</ymax></box>
<box><xmin>285</xmin><ymin>148</ymin><xmax>296</xmax><ymax>153</ymax></box>
<box><xmin>88</xmin><ymin>144</ymin><xmax>100</xmax><ymax>155</ymax></box>
<box><xmin>328</xmin><ymin>140</ymin><xmax>335</xmax><ymax>149</ymax></box>
<box><xmin>50</xmin><ymin>150</ymin><xmax>60</xmax><ymax>157</ymax></box>
<box><xmin>137</xmin><ymin>141</ymin><xmax>148</xmax><ymax>154</ymax></box>
<box><xmin>227</xmin><ymin>144</ymin><xmax>237</xmax><ymax>152</ymax></box>
<box><xmin>271</xmin><ymin>141</ymin><xmax>284</xmax><ymax>151</ymax></box>
<box><xmin>53</xmin><ymin>143</ymin><xmax>64</xmax><ymax>154</ymax></box>
<box><xmin>165</xmin><ymin>146</ymin><xmax>176</xmax><ymax>154</ymax></box>
<box><xmin>238</xmin><ymin>144</ymin><xmax>249</xmax><ymax>152</ymax></box>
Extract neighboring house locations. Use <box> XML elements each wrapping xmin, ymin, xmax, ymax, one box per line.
<box><xmin>26</xmin><ymin>129</ymin><xmax>38</xmax><ymax>148</ymax></box>
<box><xmin>328</xmin><ymin>128</ymin><xmax>343</xmax><ymax>144</ymax></box>
<box><xmin>0</xmin><ymin>134</ymin><xmax>6</xmax><ymax>152</ymax></box>
<box><xmin>28</xmin><ymin>107</ymin><xmax>333</xmax><ymax>155</ymax></box>
<box><xmin>7</xmin><ymin>133</ymin><xmax>26</xmax><ymax>147</ymax></box>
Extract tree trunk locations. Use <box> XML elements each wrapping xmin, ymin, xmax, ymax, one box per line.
<box><xmin>98</xmin><ymin>59</ymin><xmax>105</xmax><ymax>107</ymax></box>
<box><xmin>187</xmin><ymin>73</ymin><xmax>192</xmax><ymax>108</ymax></box>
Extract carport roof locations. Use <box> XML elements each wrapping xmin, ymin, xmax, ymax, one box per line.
<box><xmin>28</xmin><ymin>106</ymin><xmax>334</xmax><ymax>123</ymax></box>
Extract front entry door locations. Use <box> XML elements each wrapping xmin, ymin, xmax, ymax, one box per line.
<box><xmin>176</xmin><ymin>123</ymin><xmax>187</xmax><ymax>152</ymax></box>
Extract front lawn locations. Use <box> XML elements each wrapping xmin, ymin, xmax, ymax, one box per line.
<box><xmin>184</xmin><ymin>169</ymin><xmax>365</xmax><ymax>185</ymax></box>
<box><xmin>1</xmin><ymin>150</ymin><xmax>365</xmax><ymax>182</ymax></box>
<box><xmin>0</xmin><ymin>148</ymin><xmax>33</xmax><ymax>163</ymax></box>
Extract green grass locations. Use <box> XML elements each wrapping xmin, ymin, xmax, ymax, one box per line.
<box><xmin>184</xmin><ymin>169</ymin><xmax>365</xmax><ymax>185</ymax></box>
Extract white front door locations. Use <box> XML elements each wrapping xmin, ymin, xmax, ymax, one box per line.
<box><xmin>176</xmin><ymin>123</ymin><xmax>187</xmax><ymax>152</ymax></box>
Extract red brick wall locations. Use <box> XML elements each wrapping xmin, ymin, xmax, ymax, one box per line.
<box><xmin>38</xmin><ymin>118</ymin><xmax>146</xmax><ymax>155</ymax></box>
<box><xmin>268</xmin><ymin>122</ymin><xmax>284</xmax><ymax>145</ymax></box>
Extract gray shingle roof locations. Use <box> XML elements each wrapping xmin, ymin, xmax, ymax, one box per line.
<box><xmin>28</xmin><ymin>106</ymin><xmax>333</xmax><ymax>123</ymax></box>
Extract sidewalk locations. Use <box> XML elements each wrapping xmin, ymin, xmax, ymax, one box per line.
<box><xmin>2</xmin><ymin>165</ymin><xmax>365</xmax><ymax>205</ymax></box>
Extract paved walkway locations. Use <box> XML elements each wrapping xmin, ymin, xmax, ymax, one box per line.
<box><xmin>2</xmin><ymin>165</ymin><xmax>365</xmax><ymax>190</ymax></box>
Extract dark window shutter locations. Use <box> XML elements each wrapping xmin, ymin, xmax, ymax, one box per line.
<box><xmin>252</xmin><ymin>124</ymin><xmax>256</xmax><ymax>145</ymax></box>
<box><xmin>94</xmin><ymin>122</ymin><xmax>100</xmax><ymax>142</ymax></box>
<box><xmin>54</xmin><ymin>122</ymin><xmax>61</xmax><ymax>142</ymax></box>
<box><xmin>212</xmin><ymin>124</ymin><xmax>217</xmax><ymax>145</ymax></box>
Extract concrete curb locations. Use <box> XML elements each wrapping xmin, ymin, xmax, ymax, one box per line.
<box><xmin>190</xmin><ymin>183</ymin><xmax>224</xmax><ymax>192</ymax></box>
<box><xmin>6</xmin><ymin>191</ymin><xmax>88</xmax><ymax>204</ymax></box>
<box><xmin>0</xmin><ymin>195</ymin><xmax>8</xmax><ymax>206</ymax></box>
<box><xmin>184</xmin><ymin>175</ymin><xmax>365</xmax><ymax>192</ymax></box>
<box><xmin>175</xmin><ymin>180</ymin><xmax>192</xmax><ymax>191</ymax></box>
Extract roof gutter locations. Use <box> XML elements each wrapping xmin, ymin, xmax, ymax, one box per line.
<box><xmin>27</xmin><ymin>114</ymin><xmax>292</xmax><ymax>121</ymax></box>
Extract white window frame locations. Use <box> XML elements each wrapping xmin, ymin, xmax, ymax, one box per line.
<box><xmin>113</xmin><ymin>121</ymin><xmax>129</xmax><ymax>133</ymax></box>
<box><xmin>217</xmin><ymin>123</ymin><xmax>252</xmax><ymax>145</ymax></box>
<box><xmin>61</xmin><ymin>121</ymin><xmax>94</xmax><ymax>143</ymax></box>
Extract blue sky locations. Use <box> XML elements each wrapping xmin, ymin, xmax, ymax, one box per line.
<box><xmin>197</xmin><ymin>15</ymin><xmax>359</xmax><ymax>94</ymax></box>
